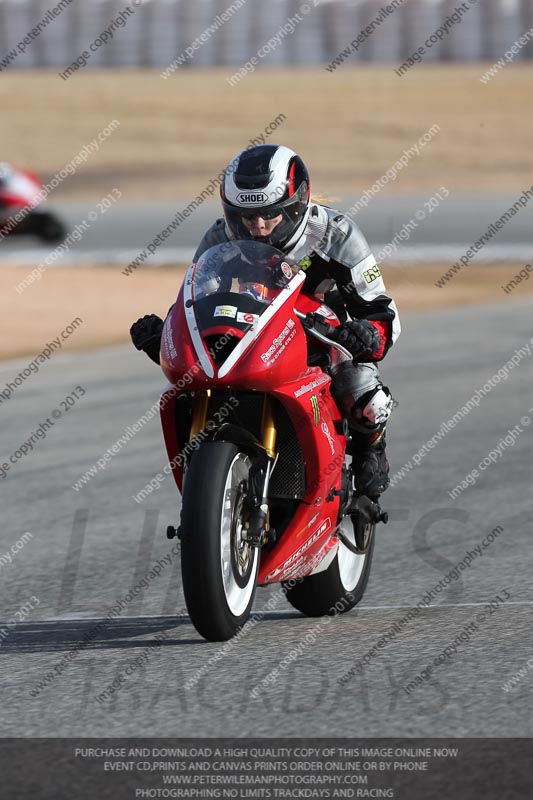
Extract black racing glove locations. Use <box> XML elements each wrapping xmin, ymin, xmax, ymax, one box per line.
<box><xmin>130</xmin><ymin>314</ymin><xmax>164</xmax><ymax>364</ymax></box>
<box><xmin>330</xmin><ymin>318</ymin><xmax>381</xmax><ymax>359</ymax></box>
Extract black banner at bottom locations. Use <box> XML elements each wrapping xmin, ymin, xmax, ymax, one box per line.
<box><xmin>0</xmin><ymin>738</ymin><xmax>531</xmax><ymax>799</ymax></box>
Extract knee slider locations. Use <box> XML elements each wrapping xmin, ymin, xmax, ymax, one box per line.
<box><xmin>360</xmin><ymin>386</ymin><xmax>393</xmax><ymax>425</ymax></box>
<box><xmin>351</xmin><ymin>386</ymin><xmax>393</xmax><ymax>432</ymax></box>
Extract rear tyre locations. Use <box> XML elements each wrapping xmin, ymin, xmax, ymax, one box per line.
<box><xmin>283</xmin><ymin>515</ymin><xmax>375</xmax><ymax>617</ymax></box>
<box><xmin>32</xmin><ymin>211</ymin><xmax>66</xmax><ymax>243</ymax></box>
<box><xmin>180</xmin><ymin>441</ymin><xmax>259</xmax><ymax>641</ymax></box>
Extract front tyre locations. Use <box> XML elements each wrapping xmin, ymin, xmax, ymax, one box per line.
<box><xmin>283</xmin><ymin>515</ymin><xmax>375</xmax><ymax>617</ymax></box>
<box><xmin>180</xmin><ymin>442</ymin><xmax>259</xmax><ymax>641</ymax></box>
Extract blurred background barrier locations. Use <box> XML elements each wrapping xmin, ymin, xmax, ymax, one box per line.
<box><xmin>1</xmin><ymin>0</ymin><xmax>533</xmax><ymax>69</ymax></box>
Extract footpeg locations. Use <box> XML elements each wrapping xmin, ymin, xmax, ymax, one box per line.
<box><xmin>350</xmin><ymin>495</ymin><xmax>388</xmax><ymax>525</ymax></box>
<box><xmin>333</xmin><ymin>418</ymin><xmax>349</xmax><ymax>436</ymax></box>
<box><xmin>337</xmin><ymin>496</ymin><xmax>388</xmax><ymax>555</ymax></box>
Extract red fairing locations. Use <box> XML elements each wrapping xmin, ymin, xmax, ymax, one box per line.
<box><xmin>159</xmin><ymin>385</ymin><xmax>183</xmax><ymax>492</ymax></box>
<box><xmin>158</xmin><ymin>244</ymin><xmax>350</xmax><ymax>586</ymax></box>
<box><xmin>0</xmin><ymin>168</ymin><xmax>42</xmax><ymax>210</ymax></box>
<box><xmin>160</xmin><ymin>286</ymin><xmax>215</xmax><ymax>388</ymax></box>
<box><xmin>296</xmin><ymin>292</ymin><xmax>341</xmax><ymax>326</ymax></box>
<box><xmin>1</xmin><ymin>193</ymin><xmax>30</xmax><ymax>208</ymax></box>
<box><xmin>256</xmin><ymin>379</ymin><xmax>344</xmax><ymax>585</ymax></box>
<box><xmin>160</xmin><ymin>270</ymin><xmax>311</xmax><ymax>393</ymax></box>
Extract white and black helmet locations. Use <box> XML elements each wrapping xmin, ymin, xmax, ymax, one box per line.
<box><xmin>221</xmin><ymin>144</ymin><xmax>311</xmax><ymax>249</ymax></box>
<box><xmin>0</xmin><ymin>162</ymin><xmax>11</xmax><ymax>186</ymax></box>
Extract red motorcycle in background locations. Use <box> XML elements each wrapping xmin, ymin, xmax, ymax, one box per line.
<box><xmin>0</xmin><ymin>163</ymin><xmax>66</xmax><ymax>243</ymax></box>
<box><xmin>160</xmin><ymin>240</ymin><xmax>388</xmax><ymax>642</ymax></box>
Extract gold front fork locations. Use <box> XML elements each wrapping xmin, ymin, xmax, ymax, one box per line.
<box><xmin>189</xmin><ymin>389</ymin><xmax>211</xmax><ymax>440</ymax></box>
<box><xmin>190</xmin><ymin>391</ymin><xmax>277</xmax><ymax>459</ymax></box>
<box><xmin>260</xmin><ymin>394</ymin><xmax>277</xmax><ymax>459</ymax></box>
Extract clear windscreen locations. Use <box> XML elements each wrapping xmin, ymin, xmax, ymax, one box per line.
<box><xmin>190</xmin><ymin>240</ymin><xmax>300</xmax><ymax>333</ymax></box>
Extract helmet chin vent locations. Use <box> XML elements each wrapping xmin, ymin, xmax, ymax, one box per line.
<box><xmin>235</xmin><ymin>173</ymin><xmax>272</xmax><ymax>189</ymax></box>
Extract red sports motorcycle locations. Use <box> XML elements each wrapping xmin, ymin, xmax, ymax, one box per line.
<box><xmin>160</xmin><ymin>240</ymin><xmax>387</xmax><ymax>641</ymax></box>
<box><xmin>0</xmin><ymin>164</ymin><xmax>66</xmax><ymax>243</ymax></box>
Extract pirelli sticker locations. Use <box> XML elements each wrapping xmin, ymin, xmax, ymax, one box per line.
<box><xmin>310</xmin><ymin>394</ymin><xmax>320</xmax><ymax>426</ymax></box>
<box><xmin>363</xmin><ymin>264</ymin><xmax>381</xmax><ymax>284</ymax></box>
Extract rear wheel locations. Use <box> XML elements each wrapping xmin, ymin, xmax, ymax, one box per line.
<box><xmin>180</xmin><ymin>441</ymin><xmax>259</xmax><ymax>641</ymax></box>
<box><xmin>283</xmin><ymin>514</ymin><xmax>375</xmax><ymax>617</ymax></box>
<box><xmin>32</xmin><ymin>211</ymin><xmax>66</xmax><ymax>243</ymax></box>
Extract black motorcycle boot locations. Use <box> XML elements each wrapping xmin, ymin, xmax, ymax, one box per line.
<box><xmin>350</xmin><ymin>428</ymin><xmax>390</xmax><ymax>501</ymax></box>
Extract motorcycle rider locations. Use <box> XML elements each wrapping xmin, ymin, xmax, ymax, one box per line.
<box><xmin>130</xmin><ymin>145</ymin><xmax>400</xmax><ymax>501</ymax></box>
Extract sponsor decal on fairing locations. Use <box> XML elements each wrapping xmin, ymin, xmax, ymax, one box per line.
<box><xmin>236</xmin><ymin>311</ymin><xmax>259</xmax><ymax>325</ymax></box>
<box><xmin>321</xmin><ymin>420</ymin><xmax>336</xmax><ymax>455</ymax></box>
<box><xmin>214</xmin><ymin>305</ymin><xmax>237</xmax><ymax>318</ymax></box>
<box><xmin>163</xmin><ymin>321</ymin><xmax>177</xmax><ymax>360</ymax></box>
<box><xmin>294</xmin><ymin>374</ymin><xmax>329</xmax><ymax>397</ymax></box>
<box><xmin>265</xmin><ymin>518</ymin><xmax>331</xmax><ymax>581</ymax></box>
<box><xmin>280</xmin><ymin>261</ymin><xmax>293</xmax><ymax>280</ymax></box>
<box><xmin>260</xmin><ymin>318</ymin><xmax>296</xmax><ymax>364</ymax></box>
<box><xmin>295</xmin><ymin>511</ymin><xmax>320</xmax><ymax>539</ymax></box>
<box><xmin>310</xmin><ymin>394</ymin><xmax>320</xmax><ymax>426</ymax></box>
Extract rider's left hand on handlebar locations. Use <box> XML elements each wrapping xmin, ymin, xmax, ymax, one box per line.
<box><xmin>130</xmin><ymin>315</ymin><xmax>164</xmax><ymax>363</ymax></box>
<box><xmin>330</xmin><ymin>318</ymin><xmax>381</xmax><ymax>358</ymax></box>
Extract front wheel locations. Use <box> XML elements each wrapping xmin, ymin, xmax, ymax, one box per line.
<box><xmin>283</xmin><ymin>514</ymin><xmax>375</xmax><ymax>617</ymax></box>
<box><xmin>180</xmin><ymin>441</ymin><xmax>260</xmax><ymax>641</ymax></box>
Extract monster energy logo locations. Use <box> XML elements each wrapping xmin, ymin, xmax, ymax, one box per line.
<box><xmin>310</xmin><ymin>394</ymin><xmax>320</xmax><ymax>426</ymax></box>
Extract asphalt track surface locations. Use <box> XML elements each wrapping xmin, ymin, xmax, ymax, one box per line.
<box><xmin>1</xmin><ymin>194</ymin><xmax>532</xmax><ymax>265</ymax></box>
<box><xmin>1</xmin><ymin>296</ymin><xmax>532</xmax><ymax>738</ymax></box>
